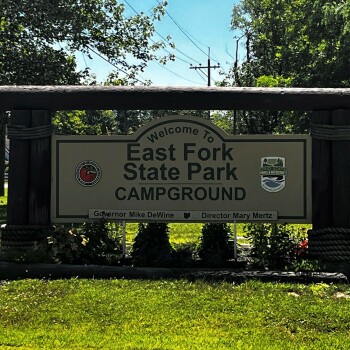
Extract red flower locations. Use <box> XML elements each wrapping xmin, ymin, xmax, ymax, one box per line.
<box><xmin>298</xmin><ymin>239</ymin><xmax>308</xmax><ymax>249</ymax></box>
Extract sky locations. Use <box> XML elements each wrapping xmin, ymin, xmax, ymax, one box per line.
<box><xmin>76</xmin><ymin>0</ymin><xmax>241</xmax><ymax>86</ymax></box>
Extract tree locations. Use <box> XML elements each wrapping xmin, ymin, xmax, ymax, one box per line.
<box><xmin>229</xmin><ymin>0</ymin><xmax>350</xmax><ymax>88</ymax></box>
<box><xmin>223</xmin><ymin>0</ymin><xmax>350</xmax><ymax>134</ymax></box>
<box><xmin>0</xmin><ymin>0</ymin><xmax>172</xmax><ymax>85</ymax></box>
<box><xmin>0</xmin><ymin>1</ymin><xmax>173</xmax><ymax>191</ymax></box>
<box><xmin>53</xmin><ymin>109</ymin><xmax>156</xmax><ymax>135</ymax></box>
<box><xmin>53</xmin><ymin>110</ymin><xmax>116</xmax><ymax>135</ymax></box>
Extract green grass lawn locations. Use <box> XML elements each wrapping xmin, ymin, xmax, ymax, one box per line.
<box><xmin>126</xmin><ymin>223</ymin><xmax>255</xmax><ymax>245</ymax></box>
<box><xmin>0</xmin><ymin>279</ymin><xmax>349</xmax><ymax>349</ymax></box>
<box><xmin>0</xmin><ymin>188</ymin><xmax>7</xmax><ymax>205</ymax></box>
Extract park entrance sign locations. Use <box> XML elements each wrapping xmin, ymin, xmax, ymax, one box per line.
<box><xmin>52</xmin><ymin>115</ymin><xmax>311</xmax><ymax>223</ymax></box>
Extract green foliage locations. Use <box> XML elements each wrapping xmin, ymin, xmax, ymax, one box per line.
<box><xmin>291</xmin><ymin>258</ymin><xmax>326</xmax><ymax>272</ymax></box>
<box><xmin>0</xmin><ymin>221</ymin><xmax>122</xmax><ymax>265</ymax></box>
<box><xmin>0</xmin><ymin>0</ymin><xmax>173</xmax><ymax>142</ymax></box>
<box><xmin>197</xmin><ymin>223</ymin><xmax>232</xmax><ymax>267</ymax></box>
<box><xmin>116</xmin><ymin>109</ymin><xmax>155</xmax><ymax>135</ymax></box>
<box><xmin>131</xmin><ymin>223</ymin><xmax>173</xmax><ymax>267</ymax></box>
<box><xmin>211</xmin><ymin>111</ymin><xmax>234</xmax><ymax>134</ymax></box>
<box><xmin>256</xmin><ymin>75</ymin><xmax>292</xmax><ymax>87</ymax></box>
<box><xmin>53</xmin><ymin>110</ymin><xmax>119</xmax><ymax>135</ymax></box>
<box><xmin>171</xmin><ymin>242</ymin><xmax>197</xmax><ymax>267</ymax></box>
<box><xmin>245</xmin><ymin>223</ymin><xmax>305</xmax><ymax>270</ymax></box>
<box><xmin>0</xmin><ymin>0</ymin><xmax>171</xmax><ymax>85</ymax></box>
<box><xmin>78</xmin><ymin>220</ymin><xmax>122</xmax><ymax>264</ymax></box>
<box><xmin>230</xmin><ymin>0</ymin><xmax>350</xmax><ymax>88</ymax></box>
<box><xmin>45</xmin><ymin>227</ymin><xmax>85</xmax><ymax>264</ymax></box>
<box><xmin>42</xmin><ymin>221</ymin><xmax>122</xmax><ymax>264</ymax></box>
<box><xmin>268</xmin><ymin>224</ymin><xmax>299</xmax><ymax>269</ymax></box>
<box><xmin>223</xmin><ymin>0</ymin><xmax>350</xmax><ymax>135</ymax></box>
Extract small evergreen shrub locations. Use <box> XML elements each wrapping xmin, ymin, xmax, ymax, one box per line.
<box><xmin>197</xmin><ymin>223</ymin><xmax>232</xmax><ymax>267</ymax></box>
<box><xmin>131</xmin><ymin>223</ymin><xmax>173</xmax><ymax>267</ymax></box>
<box><xmin>245</xmin><ymin>223</ymin><xmax>304</xmax><ymax>270</ymax></box>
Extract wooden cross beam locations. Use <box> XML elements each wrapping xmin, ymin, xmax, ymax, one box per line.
<box><xmin>0</xmin><ymin>86</ymin><xmax>350</xmax><ymax>111</ymax></box>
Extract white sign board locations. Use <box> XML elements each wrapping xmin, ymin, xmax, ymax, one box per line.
<box><xmin>52</xmin><ymin>115</ymin><xmax>311</xmax><ymax>223</ymax></box>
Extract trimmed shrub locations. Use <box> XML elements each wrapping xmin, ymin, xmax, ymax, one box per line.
<box><xmin>131</xmin><ymin>223</ymin><xmax>173</xmax><ymax>267</ymax></box>
<box><xmin>197</xmin><ymin>223</ymin><xmax>232</xmax><ymax>267</ymax></box>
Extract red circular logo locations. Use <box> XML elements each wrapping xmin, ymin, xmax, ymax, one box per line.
<box><xmin>75</xmin><ymin>161</ymin><xmax>102</xmax><ymax>187</ymax></box>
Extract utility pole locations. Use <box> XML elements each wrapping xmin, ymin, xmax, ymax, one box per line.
<box><xmin>190</xmin><ymin>48</ymin><xmax>220</xmax><ymax>87</ymax></box>
<box><xmin>190</xmin><ymin>48</ymin><xmax>220</xmax><ymax>118</ymax></box>
<box><xmin>233</xmin><ymin>35</ymin><xmax>244</xmax><ymax>135</ymax></box>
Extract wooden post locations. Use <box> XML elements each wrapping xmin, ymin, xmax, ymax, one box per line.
<box><xmin>28</xmin><ymin>110</ymin><xmax>51</xmax><ymax>226</ymax></box>
<box><xmin>0</xmin><ymin>113</ymin><xmax>7</xmax><ymax>197</ymax></box>
<box><xmin>311</xmin><ymin>111</ymin><xmax>332</xmax><ymax>229</ymax></box>
<box><xmin>332</xmin><ymin>109</ymin><xmax>350</xmax><ymax>227</ymax></box>
<box><xmin>309</xmin><ymin>109</ymin><xmax>350</xmax><ymax>265</ymax></box>
<box><xmin>7</xmin><ymin>111</ymin><xmax>31</xmax><ymax>225</ymax></box>
<box><xmin>1</xmin><ymin>110</ymin><xmax>52</xmax><ymax>259</ymax></box>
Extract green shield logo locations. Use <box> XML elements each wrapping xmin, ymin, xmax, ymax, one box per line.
<box><xmin>260</xmin><ymin>157</ymin><xmax>287</xmax><ymax>192</ymax></box>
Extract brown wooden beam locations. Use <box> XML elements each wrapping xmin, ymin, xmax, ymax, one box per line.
<box><xmin>1</xmin><ymin>86</ymin><xmax>350</xmax><ymax>111</ymax></box>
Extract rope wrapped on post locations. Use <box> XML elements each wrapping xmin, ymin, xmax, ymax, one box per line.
<box><xmin>310</xmin><ymin>121</ymin><xmax>350</xmax><ymax>262</ymax></box>
<box><xmin>308</xmin><ymin>228</ymin><xmax>350</xmax><ymax>262</ymax></box>
<box><xmin>7</xmin><ymin>124</ymin><xmax>54</xmax><ymax>140</ymax></box>
<box><xmin>0</xmin><ymin>225</ymin><xmax>55</xmax><ymax>251</ymax></box>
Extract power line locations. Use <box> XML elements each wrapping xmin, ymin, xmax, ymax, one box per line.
<box><xmin>210</xmin><ymin>49</ymin><xmax>226</xmax><ymax>74</ymax></box>
<box><xmin>190</xmin><ymin>48</ymin><xmax>220</xmax><ymax>87</ymax></box>
<box><xmin>155</xmin><ymin>61</ymin><xmax>206</xmax><ymax>86</ymax></box>
<box><xmin>122</xmin><ymin>0</ymin><xmax>206</xmax><ymax>85</ymax></box>
<box><xmin>150</xmin><ymin>36</ymin><xmax>193</xmax><ymax>65</ymax></box>
<box><xmin>194</xmin><ymin>69</ymin><xmax>207</xmax><ymax>83</ymax></box>
<box><xmin>154</xmin><ymin>0</ymin><xmax>225</xmax><ymax>72</ymax></box>
<box><xmin>85</xmin><ymin>45</ymin><xmax>147</xmax><ymax>85</ymax></box>
<box><xmin>170</xmin><ymin>17</ymin><xmax>227</xmax><ymax>72</ymax></box>
<box><xmin>153</xmin><ymin>32</ymin><xmax>201</xmax><ymax>65</ymax></box>
<box><xmin>156</xmin><ymin>0</ymin><xmax>208</xmax><ymax>57</ymax></box>
<box><xmin>123</xmin><ymin>0</ymin><xmax>201</xmax><ymax>65</ymax></box>
<box><xmin>226</xmin><ymin>43</ymin><xmax>235</xmax><ymax>60</ymax></box>
<box><xmin>81</xmin><ymin>52</ymin><xmax>89</xmax><ymax>70</ymax></box>
<box><xmin>177</xmin><ymin>24</ymin><xmax>209</xmax><ymax>50</ymax></box>
<box><xmin>172</xmin><ymin>53</ymin><xmax>193</xmax><ymax>66</ymax></box>
<box><xmin>152</xmin><ymin>31</ymin><xmax>201</xmax><ymax>64</ymax></box>
<box><xmin>121</xmin><ymin>0</ymin><xmax>211</xmax><ymax>85</ymax></box>
<box><xmin>37</xmin><ymin>33</ymin><xmax>148</xmax><ymax>84</ymax></box>
<box><xmin>184</xmin><ymin>31</ymin><xmax>224</xmax><ymax>69</ymax></box>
